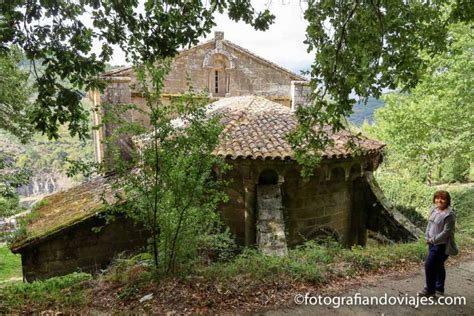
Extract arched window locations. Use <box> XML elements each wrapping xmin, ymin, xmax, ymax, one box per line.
<box><xmin>258</xmin><ymin>169</ymin><xmax>279</xmax><ymax>185</ymax></box>
<box><xmin>330</xmin><ymin>167</ymin><xmax>345</xmax><ymax>182</ymax></box>
<box><xmin>215</xmin><ymin>70</ymin><xmax>219</xmax><ymax>94</ymax></box>
<box><xmin>350</xmin><ymin>163</ymin><xmax>362</xmax><ymax>180</ymax></box>
<box><xmin>208</xmin><ymin>54</ymin><xmax>230</xmax><ymax>97</ymax></box>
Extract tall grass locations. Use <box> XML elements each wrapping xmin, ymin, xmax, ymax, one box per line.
<box><xmin>0</xmin><ymin>272</ymin><xmax>91</xmax><ymax>313</ymax></box>
<box><xmin>0</xmin><ymin>245</ymin><xmax>22</xmax><ymax>282</ymax></box>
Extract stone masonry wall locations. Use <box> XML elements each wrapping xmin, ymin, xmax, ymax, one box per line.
<box><xmin>221</xmin><ymin>159</ymin><xmax>364</xmax><ymax>248</ymax></box>
<box><xmin>221</xmin><ymin>44</ymin><xmax>295</xmax><ymax>97</ymax></box>
<box><xmin>162</xmin><ymin>41</ymin><xmax>296</xmax><ymax>97</ymax></box>
<box><xmin>162</xmin><ymin>42</ymin><xmax>214</xmax><ymax>94</ymax></box>
<box><xmin>20</xmin><ymin>215</ymin><xmax>149</xmax><ymax>282</ymax></box>
<box><xmin>291</xmin><ymin>81</ymin><xmax>312</xmax><ymax>111</ymax></box>
<box><xmin>219</xmin><ymin>164</ymin><xmax>247</xmax><ymax>245</ymax></box>
<box><xmin>283</xmin><ymin>168</ymin><xmax>352</xmax><ymax>246</ymax></box>
<box><xmin>19</xmin><ymin>157</ymin><xmax>371</xmax><ymax>281</ymax></box>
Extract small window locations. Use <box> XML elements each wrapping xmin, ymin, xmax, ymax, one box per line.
<box><xmin>215</xmin><ymin>70</ymin><xmax>219</xmax><ymax>93</ymax></box>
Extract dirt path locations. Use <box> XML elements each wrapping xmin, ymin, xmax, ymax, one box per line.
<box><xmin>267</xmin><ymin>255</ymin><xmax>474</xmax><ymax>315</ymax></box>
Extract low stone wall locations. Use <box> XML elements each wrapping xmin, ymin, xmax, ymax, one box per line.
<box><xmin>20</xmin><ymin>215</ymin><xmax>149</xmax><ymax>282</ymax></box>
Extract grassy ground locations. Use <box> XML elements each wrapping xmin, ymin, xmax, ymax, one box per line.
<box><xmin>0</xmin><ymin>273</ymin><xmax>91</xmax><ymax>312</ymax></box>
<box><xmin>0</xmin><ymin>245</ymin><xmax>22</xmax><ymax>283</ymax></box>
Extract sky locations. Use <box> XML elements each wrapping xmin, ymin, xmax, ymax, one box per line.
<box><xmin>110</xmin><ymin>1</ymin><xmax>313</xmax><ymax>76</ymax></box>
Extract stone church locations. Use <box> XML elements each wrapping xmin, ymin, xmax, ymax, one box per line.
<box><xmin>11</xmin><ymin>32</ymin><xmax>421</xmax><ymax>281</ymax></box>
<box><xmin>90</xmin><ymin>31</ymin><xmax>310</xmax><ymax>163</ymax></box>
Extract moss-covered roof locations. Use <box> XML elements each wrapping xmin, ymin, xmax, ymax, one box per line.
<box><xmin>11</xmin><ymin>176</ymin><xmax>114</xmax><ymax>252</ymax></box>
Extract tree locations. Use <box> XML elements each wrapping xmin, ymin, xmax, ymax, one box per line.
<box><xmin>2</xmin><ymin>1</ymin><xmax>473</xmax><ymax>175</ymax></box>
<box><xmin>0</xmin><ymin>151</ymin><xmax>30</xmax><ymax>218</ymax></box>
<box><xmin>105</xmin><ymin>60</ymin><xmax>229</xmax><ymax>273</ymax></box>
<box><xmin>0</xmin><ymin>0</ymin><xmax>274</xmax><ymax>140</ymax></box>
<box><xmin>2</xmin><ymin>1</ymin><xmax>472</xmax><ymax>143</ymax></box>
<box><xmin>367</xmin><ymin>23</ymin><xmax>473</xmax><ymax>184</ymax></box>
<box><xmin>0</xmin><ymin>47</ymin><xmax>32</xmax><ymax>143</ymax></box>
<box><xmin>290</xmin><ymin>0</ymin><xmax>473</xmax><ymax>174</ymax></box>
<box><xmin>0</xmin><ymin>48</ymin><xmax>32</xmax><ymax>221</ymax></box>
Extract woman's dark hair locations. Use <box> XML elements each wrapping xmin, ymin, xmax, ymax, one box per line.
<box><xmin>433</xmin><ymin>190</ymin><xmax>451</xmax><ymax>206</ymax></box>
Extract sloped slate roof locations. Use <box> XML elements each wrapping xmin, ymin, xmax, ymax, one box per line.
<box><xmin>209</xmin><ymin>96</ymin><xmax>384</xmax><ymax>160</ymax></box>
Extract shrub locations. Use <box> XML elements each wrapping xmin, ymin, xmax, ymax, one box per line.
<box><xmin>197</xmin><ymin>229</ymin><xmax>239</xmax><ymax>264</ymax></box>
<box><xmin>102</xmin><ymin>252</ymin><xmax>154</xmax><ymax>286</ymax></box>
<box><xmin>376</xmin><ymin>172</ymin><xmax>434</xmax><ymax>217</ymax></box>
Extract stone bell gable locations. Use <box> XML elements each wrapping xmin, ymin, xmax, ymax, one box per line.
<box><xmin>101</xmin><ymin>31</ymin><xmax>308</xmax><ymax>102</ymax></box>
<box><xmin>92</xmin><ymin>31</ymin><xmax>312</xmax><ymax>165</ymax></box>
<box><xmin>162</xmin><ymin>31</ymin><xmax>308</xmax><ymax>99</ymax></box>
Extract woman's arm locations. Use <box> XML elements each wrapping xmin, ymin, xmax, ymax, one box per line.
<box><xmin>425</xmin><ymin>208</ymin><xmax>435</xmax><ymax>241</ymax></box>
<box><xmin>425</xmin><ymin>220</ymin><xmax>431</xmax><ymax>240</ymax></box>
<box><xmin>431</xmin><ymin>214</ymin><xmax>456</xmax><ymax>244</ymax></box>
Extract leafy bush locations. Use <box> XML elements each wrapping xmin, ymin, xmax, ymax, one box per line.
<box><xmin>376</xmin><ymin>171</ymin><xmax>434</xmax><ymax>217</ymax></box>
<box><xmin>106</xmin><ymin>63</ymin><xmax>229</xmax><ymax>275</ymax></box>
<box><xmin>377</xmin><ymin>171</ymin><xmax>474</xmax><ymax>237</ymax></box>
<box><xmin>394</xmin><ymin>204</ymin><xmax>428</xmax><ymax>229</ymax></box>
<box><xmin>5</xmin><ymin>207</ymin><xmax>43</xmax><ymax>244</ymax></box>
<box><xmin>99</xmin><ymin>252</ymin><xmax>157</xmax><ymax>302</ymax></box>
<box><xmin>286</xmin><ymin>241</ymin><xmax>342</xmax><ymax>282</ymax></box>
<box><xmin>443</xmin><ymin>184</ymin><xmax>474</xmax><ymax>237</ymax></box>
<box><xmin>450</xmin><ymin>185</ymin><xmax>474</xmax><ymax>222</ymax></box>
<box><xmin>102</xmin><ymin>252</ymin><xmax>154</xmax><ymax>285</ymax></box>
<box><xmin>196</xmin><ymin>237</ymin><xmax>432</xmax><ymax>287</ymax></box>
<box><xmin>197</xmin><ymin>229</ymin><xmax>239</xmax><ymax>263</ymax></box>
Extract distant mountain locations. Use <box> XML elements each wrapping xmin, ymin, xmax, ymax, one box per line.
<box><xmin>348</xmin><ymin>97</ymin><xmax>385</xmax><ymax>126</ymax></box>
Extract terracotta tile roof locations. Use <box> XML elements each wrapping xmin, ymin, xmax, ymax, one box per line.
<box><xmin>11</xmin><ymin>97</ymin><xmax>383</xmax><ymax>251</ymax></box>
<box><xmin>207</xmin><ymin>96</ymin><xmax>384</xmax><ymax>160</ymax></box>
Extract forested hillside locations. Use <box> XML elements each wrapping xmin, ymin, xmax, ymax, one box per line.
<box><xmin>0</xmin><ymin>56</ymin><xmax>122</xmax><ymax>214</ymax></box>
<box><xmin>348</xmin><ymin>97</ymin><xmax>385</xmax><ymax>125</ymax></box>
<box><xmin>0</xmin><ymin>121</ymin><xmax>94</xmax><ymax>209</ymax></box>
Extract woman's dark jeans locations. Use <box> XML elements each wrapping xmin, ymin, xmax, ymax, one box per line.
<box><xmin>425</xmin><ymin>244</ymin><xmax>449</xmax><ymax>294</ymax></box>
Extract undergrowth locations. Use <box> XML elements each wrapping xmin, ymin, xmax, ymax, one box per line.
<box><xmin>0</xmin><ymin>272</ymin><xmax>91</xmax><ymax>313</ymax></box>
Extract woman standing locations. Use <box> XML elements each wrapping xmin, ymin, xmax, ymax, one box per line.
<box><xmin>419</xmin><ymin>190</ymin><xmax>458</xmax><ymax>297</ymax></box>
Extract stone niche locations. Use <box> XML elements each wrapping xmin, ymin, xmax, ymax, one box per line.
<box><xmin>219</xmin><ymin>157</ymin><xmax>371</xmax><ymax>250</ymax></box>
